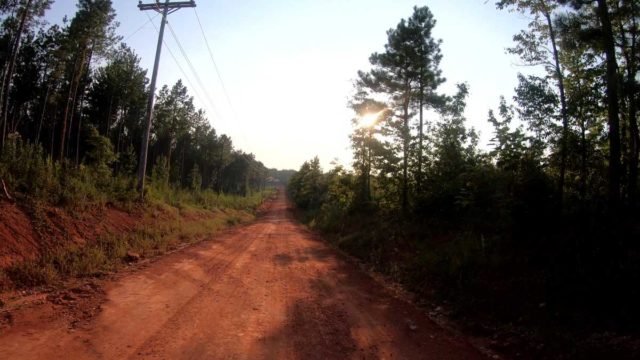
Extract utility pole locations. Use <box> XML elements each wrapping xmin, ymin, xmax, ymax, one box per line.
<box><xmin>137</xmin><ymin>0</ymin><xmax>196</xmax><ymax>199</ymax></box>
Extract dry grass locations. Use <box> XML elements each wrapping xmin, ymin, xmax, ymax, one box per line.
<box><xmin>5</xmin><ymin>208</ymin><xmax>255</xmax><ymax>289</ymax></box>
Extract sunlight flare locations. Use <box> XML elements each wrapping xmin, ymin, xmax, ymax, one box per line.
<box><xmin>358</xmin><ymin>110</ymin><xmax>385</xmax><ymax>128</ymax></box>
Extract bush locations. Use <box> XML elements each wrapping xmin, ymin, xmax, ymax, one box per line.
<box><xmin>0</xmin><ymin>134</ymin><xmax>122</xmax><ymax>206</ymax></box>
<box><xmin>0</xmin><ymin>134</ymin><xmax>61</xmax><ymax>202</ymax></box>
<box><xmin>6</xmin><ymin>261</ymin><xmax>59</xmax><ymax>287</ymax></box>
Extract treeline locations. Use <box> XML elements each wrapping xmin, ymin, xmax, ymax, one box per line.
<box><xmin>268</xmin><ymin>168</ymin><xmax>296</xmax><ymax>185</ymax></box>
<box><xmin>0</xmin><ymin>0</ymin><xmax>268</xmax><ymax>205</ymax></box>
<box><xmin>289</xmin><ymin>2</ymin><xmax>638</xmax><ymax>356</ymax></box>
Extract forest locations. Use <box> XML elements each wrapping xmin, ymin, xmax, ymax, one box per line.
<box><xmin>288</xmin><ymin>1</ymin><xmax>639</xmax><ymax>357</ymax></box>
<box><xmin>0</xmin><ymin>0</ymin><xmax>638</xmax><ymax>358</ymax></box>
<box><xmin>0</xmin><ymin>0</ymin><xmax>270</xmax><ymax>207</ymax></box>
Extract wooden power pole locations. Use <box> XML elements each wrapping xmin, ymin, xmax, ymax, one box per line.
<box><xmin>137</xmin><ymin>0</ymin><xmax>196</xmax><ymax>199</ymax></box>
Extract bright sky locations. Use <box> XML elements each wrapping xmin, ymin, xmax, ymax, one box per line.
<box><xmin>45</xmin><ymin>0</ymin><xmax>531</xmax><ymax>171</ymax></box>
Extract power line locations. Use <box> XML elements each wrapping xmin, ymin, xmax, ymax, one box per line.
<box><xmin>192</xmin><ymin>8</ymin><xmax>249</xmax><ymax>151</ymax></box>
<box><xmin>146</xmin><ymin>10</ymin><xmax>246</xmax><ymax>151</ymax></box>
<box><xmin>123</xmin><ymin>12</ymin><xmax>160</xmax><ymax>42</ymax></box>
<box><xmin>193</xmin><ymin>8</ymin><xmax>238</xmax><ymax>120</ymax></box>
<box><xmin>137</xmin><ymin>0</ymin><xmax>196</xmax><ymax>198</ymax></box>
<box><xmin>165</xmin><ymin>20</ymin><xmax>222</xmax><ymax>121</ymax></box>
<box><xmin>144</xmin><ymin>11</ymin><xmax>209</xmax><ymax>118</ymax></box>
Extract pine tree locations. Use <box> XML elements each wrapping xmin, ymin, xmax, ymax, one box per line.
<box><xmin>356</xmin><ymin>5</ymin><xmax>443</xmax><ymax>212</ymax></box>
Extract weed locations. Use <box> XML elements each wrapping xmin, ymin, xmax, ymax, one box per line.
<box><xmin>6</xmin><ymin>261</ymin><xmax>59</xmax><ymax>287</ymax></box>
<box><xmin>5</xmin><ymin>208</ymin><xmax>258</xmax><ymax>289</ymax></box>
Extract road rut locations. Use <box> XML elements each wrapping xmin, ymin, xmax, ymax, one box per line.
<box><xmin>0</xmin><ymin>191</ymin><xmax>483</xmax><ymax>359</ymax></box>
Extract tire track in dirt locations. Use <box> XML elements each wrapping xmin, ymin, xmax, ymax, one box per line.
<box><xmin>0</xmin><ymin>190</ymin><xmax>485</xmax><ymax>359</ymax></box>
<box><xmin>133</xmin><ymin>224</ymin><xmax>274</xmax><ymax>359</ymax></box>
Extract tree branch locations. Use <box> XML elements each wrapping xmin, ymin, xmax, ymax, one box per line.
<box><xmin>1</xmin><ymin>178</ymin><xmax>12</xmax><ymax>202</ymax></box>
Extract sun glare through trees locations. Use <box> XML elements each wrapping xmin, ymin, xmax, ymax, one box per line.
<box><xmin>0</xmin><ymin>1</ymin><xmax>638</xmax><ymax>359</ymax></box>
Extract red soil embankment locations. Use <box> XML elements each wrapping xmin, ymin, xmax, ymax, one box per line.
<box><xmin>0</xmin><ymin>200</ymin><xmax>139</xmax><ymax>269</ymax></box>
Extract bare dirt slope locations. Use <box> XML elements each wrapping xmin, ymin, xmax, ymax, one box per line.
<box><xmin>0</xmin><ymin>191</ymin><xmax>483</xmax><ymax>359</ymax></box>
<box><xmin>0</xmin><ymin>201</ymin><xmax>139</xmax><ymax>268</ymax></box>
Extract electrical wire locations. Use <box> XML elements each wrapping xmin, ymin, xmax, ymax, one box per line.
<box><xmin>124</xmin><ymin>12</ymin><xmax>160</xmax><ymax>42</ymax></box>
<box><xmin>144</xmin><ymin>12</ymin><xmax>210</xmax><ymax>119</ymax></box>
<box><xmin>192</xmin><ymin>8</ymin><xmax>249</xmax><ymax>151</ymax></box>
<box><xmin>193</xmin><ymin>8</ymin><xmax>238</xmax><ymax>120</ymax></box>
<box><xmin>165</xmin><ymin>20</ymin><xmax>222</xmax><ymax>120</ymax></box>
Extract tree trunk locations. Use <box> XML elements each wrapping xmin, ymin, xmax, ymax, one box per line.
<box><xmin>367</xmin><ymin>131</ymin><xmax>372</xmax><ymax>200</ymax></box>
<box><xmin>105</xmin><ymin>95</ymin><xmax>114</xmax><ymax>136</ymax></box>
<box><xmin>69</xmin><ymin>47</ymin><xmax>93</xmax><ymax>162</ymax></box>
<box><xmin>180</xmin><ymin>145</ymin><xmax>186</xmax><ymax>186</ymax></box>
<box><xmin>612</xmin><ymin>0</ymin><xmax>639</xmax><ymax>209</ymax></box>
<box><xmin>9</xmin><ymin>102</ymin><xmax>21</xmax><ymax>133</ymax></box>
<box><xmin>580</xmin><ymin>110</ymin><xmax>587</xmax><ymax>202</ymax></box>
<box><xmin>167</xmin><ymin>137</ymin><xmax>173</xmax><ymax>184</ymax></box>
<box><xmin>361</xmin><ymin>136</ymin><xmax>368</xmax><ymax>201</ymax></box>
<box><xmin>116</xmin><ymin>108</ymin><xmax>123</xmax><ymax>154</ymax></box>
<box><xmin>0</xmin><ymin>0</ymin><xmax>32</xmax><ymax>151</ymax></box>
<box><xmin>596</xmin><ymin>0</ymin><xmax>622</xmax><ymax>210</ymax></box>
<box><xmin>60</xmin><ymin>45</ymin><xmax>91</xmax><ymax>161</ymax></box>
<box><xmin>113</xmin><ymin>109</ymin><xmax>124</xmax><ymax>174</ymax></box>
<box><xmin>59</xmin><ymin>54</ymin><xmax>81</xmax><ymax>161</ymax></box>
<box><xmin>620</xmin><ymin>0</ymin><xmax>639</xmax><ymax>208</ymax></box>
<box><xmin>1</xmin><ymin>178</ymin><xmax>12</xmax><ymax>201</ymax></box>
<box><xmin>50</xmin><ymin>103</ymin><xmax>57</xmax><ymax>156</ymax></box>
<box><xmin>36</xmin><ymin>84</ymin><xmax>51</xmax><ymax>145</ymax></box>
<box><xmin>401</xmin><ymin>96</ymin><xmax>410</xmax><ymax>213</ymax></box>
<box><xmin>365</xmin><ymin>129</ymin><xmax>372</xmax><ymax>202</ymax></box>
<box><xmin>544</xmin><ymin>9</ymin><xmax>569</xmax><ymax>210</ymax></box>
<box><xmin>629</xmin><ymin>97</ymin><xmax>638</xmax><ymax>208</ymax></box>
<box><xmin>75</xmin><ymin>91</ymin><xmax>87</xmax><ymax>166</ymax></box>
<box><xmin>417</xmin><ymin>82</ymin><xmax>424</xmax><ymax>194</ymax></box>
<box><xmin>217</xmin><ymin>141</ymin><xmax>225</xmax><ymax>193</ymax></box>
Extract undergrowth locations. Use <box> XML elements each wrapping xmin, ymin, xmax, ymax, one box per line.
<box><xmin>0</xmin><ymin>135</ymin><xmax>272</xmax><ymax>212</ymax></box>
<box><xmin>0</xmin><ymin>137</ymin><xmax>274</xmax><ymax>289</ymax></box>
<box><xmin>301</xmin><ymin>208</ymin><xmax>640</xmax><ymax>359</ymax></box>
<box><xmin>4</xmin><ymin>209</ymin><xmax>255</xmax><ymax>289</ymax></box>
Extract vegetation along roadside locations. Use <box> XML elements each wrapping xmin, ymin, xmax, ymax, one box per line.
<box><xmin>288</xmin><ymin>4</ymin><xmax>640</xmax><ymax>360</ymax></box>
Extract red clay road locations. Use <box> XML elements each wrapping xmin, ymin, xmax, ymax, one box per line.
<box><xmin>0</xmin><ymin>191</ymin><xmax>484</xmax><ymax>359</ymax></box>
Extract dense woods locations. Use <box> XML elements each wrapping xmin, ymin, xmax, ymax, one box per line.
<box><xmin>0</xmin><ymin>0</ymin><xmax>268</xmax><ymax>206</ymax></box>
<box><xmin>289</xmin><ymin>2</ymin><xmax>639</xmax><ymax>357</ymax></box>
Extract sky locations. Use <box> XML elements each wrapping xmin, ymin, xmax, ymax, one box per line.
<box><xmin>44</xmin><ymin>0</ymin><xmax>532</xmax><ymax>171</ymax></box>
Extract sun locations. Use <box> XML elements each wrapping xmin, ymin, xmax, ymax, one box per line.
<box><xmin>358</xmin><ymin>110</ymin><xmax>385</xmax><ymax>128</ymax></box>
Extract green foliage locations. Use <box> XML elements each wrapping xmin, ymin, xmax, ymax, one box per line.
<box><xmin>0</xmin><ymin>134</ymin><xmax>61</xmax><ymax>201</ymax></box>
<box><xmin>189</xmin><ymin>164</ymin><xmax>202</xmax><ymax>192</ymax></box>
<box><xmin>0</xmin><ymin>2</ymin><xmax>268</xmax><ymax>210</ymax></box>
<box><xmin>84</xmin><ymin>125</ymin><xmax>116</xmax><ymax>187</ymax></box>
<box><xmin>5</xmin><ymin>207</ymin><xmax>258</xmax><ymax>288</ymax></box>
<box><xmin>268</xmin><ymin>168</ymin><xmax>296</xmax><ymax>185</ymax></box>
<box><xmin>147</xmin><ymin>179</ymin><xmax>272</xmax><ymax>212</ymax></box>
<box><xmin>0</xmin><ymin>133</ymin><xmax>120</xmax><ymax>206</ymax></box>
<box><xmin>58</xmin><ymin>163</ymin><xmax>106</xmax><ymax>206</ymax></box>
<box><xmin>285</xmin><ymin>5</ymin><xmax>640</xmax><ymax>356</ymax></box>
<box><xmin>288</xmin><ymin>157</ymin><xmax>325</xmax><ymax>210</ymax></box>
<box><xmin>5</xmin><ymin>261</ymin><xmax>58</xmax><ymax>287</ymax></box>
<box><xmin>152</xmin><ymin>156</ymin><xmax>170</xmax><ymax>189</ymax></box>
<box><xmin>0</xmin><ymin>130</ymin><xmax>271</xmax><ymax>213</ymax></box>
<box><xmin>116</xmin><ymin>145</ymin><xmax>137</xmax><ymax>176</ymax></box>
<box><xmin>288</xmin><ymin>159</ymin><xmax>362</xmax><ymax>232</ymax></box>
<box><xmin>314</xmin><ymin>167</ymin><xmax>355</xmax><ymax>231</ymax></box>
<box><xmin>355</xmin><ymin>5</ymin><xmax>445</xmax><ymax>211</ymax></box>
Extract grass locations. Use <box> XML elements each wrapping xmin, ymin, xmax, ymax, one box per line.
<box><xmin>147</xmin><ymin>182</ymin><xmax>272</xmax><ymax>212</ymax></box>
<box><xmin>0</xmin><ymin>137</ymin><xmax>276</xmax><ymax>289</ymax></box>
<box><xmin>4</xmin><ymin>202</ymin><xmax>259</xmax><ymax>289</ymax></box>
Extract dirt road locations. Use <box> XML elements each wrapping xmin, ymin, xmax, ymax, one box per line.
<box><xmin>0</xmin><ymin>191</ymin><xmax>483</xmax><ymax>359</ymax></box>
